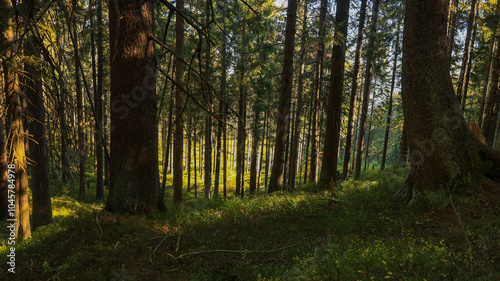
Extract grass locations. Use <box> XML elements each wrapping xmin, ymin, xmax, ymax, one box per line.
<box><xmin>1</xmin><ymin>166</ymin><xmax>499</xmax><ymax>280</ymax></box>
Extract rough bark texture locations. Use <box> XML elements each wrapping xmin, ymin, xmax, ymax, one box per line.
<box><xmin>25</xmin><ymin>35</ymin><xmax>54</xmax><ymax>228</ymax></box>
<box><xmin>482</xmin><ymin>26</ymin><xmax>500</xmax><ymax>146</ymax></box>
<box><xmin>343</xmin><ymin>0</ymin><xmax>367</xmax><ymax>180</ymax></box>
<box><xmin>268</xmin><ymin>0</ymin><xmax>298</xmax><ymax>193</ymax></box>
<box><xmin>398</xmin><ymin>0</ymin><xmax>500</xmax><ymax>204</ymax></box>
<box><xmin>309</xmin><ymin>0</ymin><xmax>328</xmax><ymax>183</ymax></box>
<box><xmin>236</xmin><ymin>47</ymin><xmax>246</xmax><ymax>197</ymax></box>
<box><xmin>320</xmin><ymin>0</ymin><xmax>350</xmax><ymax>185</ymax></box>
<box><xmin>173</xmin><ymin>0</ymin><xmax>185</xmax><ymax>206</ymax></box>
<box><xmin>107</xmin><ymin>0</ymin><xmax>160</xmax><ymax>213</ymax></box>
<box><xmin>354</xmin><ymin>0</ymin><xmax>380</xmax><ymax>180</ymax></box>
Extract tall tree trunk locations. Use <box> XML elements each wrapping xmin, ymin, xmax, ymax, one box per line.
<box><xmin>478</xmin><ymin>2</ymin><xmax>499</xmax><ymax>126</ymax></box>
<box><xmin>320</xmin><ymin>0</ymin><xmax>351</xmax><ymax>185</ymax></box>
<box><xmin>70</xmin><ymin>0</ymin><xmax>86</xmax><ymax>199</ymax></box>
<box><xmin>249</xmin><ymin>109</ymin><xmax>260</xmax><ymax>194</ymax></box>
<box><xmin>95</xmin><ymin>0</ymin><xmax>104</xmax><ymax>199</ymax></box>
<box><xmin>268</xmin><ymin>0</ymin><xmax>298</xmax><ymax>192</ymax></box>
<box><xmin>222</xmin><ymin>0</ymin><xmax>228</xmax><ymax>199</ymax></box>
<box><xmin>172</xmin><ymin>0</ymin><xmax>185</xmax><ymax>206</ymax></box>
<box><xmin>2</xmin><ymin>0</ymin><xmax>31</xmax><ymax>238</ymax></box>
<box><xmin>203</xmin><ymin>0</ymin><xmax>212</xmax><ymax>199</ymax></box>
<box><xmin>364</xmin><ymin>96</ymin><xmax>375</xmax><ymax>172</ymax></box>
<box><xmin>461</xmin><ymin>21</ymin><xmax>477</xmax><ymax>112</ymax></box>
<box><xmin>107</xmin><ymin>0</ymin><xmax>161</xmax><ymax>213</ymax></box>
<box><xmin>161</xmin><ymin>92</ymin><xmax>173</xmax><ymax>197</ymax></box>
<box><xmin>398</xmin><ymin>125</ymin><xmax>408</xmax><ymax>165</ymax></box>
<box><xmin>309</xmin><ymin>0</ymin><xmax>328</xmax><ymax>183</ymax></box>
<box><xmin>381</xmin><ymin>14</ymin><xmax>402</xmax><ymax>170</ymax></box>
<box><xmin>354</xmin><ymin>0</ymin><xmax>380</xmax><ymax>180</ymax></box>
<box><xmin>25</xmin><ymin>35</ymin><xmax>54</xmax><ymax>228</ymax></box>
<box><xmin>288</xmin><ymin>0</ymin><xmax>308</xmax><ymax>191</ymax></box>
<box><xmin>447</xmin><ymin>0</ymin><xmax>459</xmax><ymax>61</ymax></box>
<box><xmin>236</xmin><ymin>38</ymin><xmax>246</xmax><ymax>197</ymax></box>
<box><xmin>398</xmin><ymin>0</ymin><xmax>500</xmax><ymax>203</ymax></box>
<box><xmin>456</xmin><ymin>0</ymin><xmax>477</xmax><ymax>104</ymax></box>
<box><xmin>343</xmin><ymin>0</ymin><xmax>367</xmax><ymax>180</ymax></box>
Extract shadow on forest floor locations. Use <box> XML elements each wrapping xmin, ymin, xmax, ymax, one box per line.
<box><xmin>1</xmin><ymin>167</ymin><xmax>499</xmax><ymax>280</ymax></box>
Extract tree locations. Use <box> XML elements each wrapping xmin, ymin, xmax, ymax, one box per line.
<box><xmin>354</xmin><ymin>0</ymin><xmax>381</xmax><ymax>180</ymax></box>
<box><xmin>397</xmin><ymin>0</ymin><xmax>500</xmax><ymax>203</ymax></box>
<box><xmin>24</xmin><ymin>0</ymin><xmax>53</xmax><ymax>228</ymax></box>
<box><xmin>173</xmin><ymin>0</ymin><xmax>185</xmax><ymax>206</ymax></box>
<box><xmin>95</xmin><ymin>0</ymin><xmax>104</xmax><ymax>199</ymax></box>
<box><xmin>2</xmin><ymin>0</ymin><xmax>31</xmax><ymax>238</ymax></box>
<box><xmin>268</xmin><ymin>0</ymin><xmax>298</xmax><ymax>192</ymax></box>
<box><xmin>309</xmin><ymin>0</ymin><xmax>328</xmax><ymax>183</ymax></box>
<box><xmin>320</xmin><ymin>0</ymin><xmax>350</xmax><ymax>185</ymax></box>
<box><xmin>381</xmin><ymin>6</ymin><xmax>402</xmax><ymax>171</ymax></box>
<box><xmin>107</xmin><ymin>0</ymin><xmax>162</xmax><ymax>213</ymax></box>
<box><xmin>343</xmin><ymin>0</ymin><xmax>367</xmax><ymax>180</ymax></box>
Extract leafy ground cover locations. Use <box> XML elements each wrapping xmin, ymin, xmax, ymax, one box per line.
<box><xmin>1</xmin><ymin>167</ymin><xmax>499</xmax><ymax>280</ymax></box>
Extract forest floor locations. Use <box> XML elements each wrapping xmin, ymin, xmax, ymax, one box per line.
<box><xmin>1</xmin><ymin>167</ymin><xmax>499</xmax><ymax>280</ymax></box>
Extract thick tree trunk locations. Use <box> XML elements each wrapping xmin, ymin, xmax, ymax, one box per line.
<box><xmin>398</xmin><ymin>0</ymin><xmax>500</xmax><ymax>204</ymax></box>
<box><xmin>343</xmin><ymin>0</ymin><xmax>367</xmax><ymax>180</ymax></box>
<box><xmin>309</xmin><ymin>0</ymin><xmax>328</xmax><ymax>184</ymax></box>
<box><xmin>354</xmin><ymin>0</ymin><xmax>380</xmax><ymax>180</ymax></box>
<box><xmin>320</xmin><ymin>0</ymin><xmax>350</xmax><ymax>185</ymax></box>
<box><xmin>381</xmin><ymin>16</ymin><xmax>402</xmax><ymax>170</ymax></box>
<box><xmin>268</xmin><ymin>0</ymin><xmax>298</xmax><ymax>192</ymax></box>
<box><xmin>25</xmin><ymin>36</ymin><xmax>54</xmax><ymax>228</ymax></box>
<box><xmin>107</xmin><ymin>0</ymin><xmax>161</xmax><ymax>213</ymax></box>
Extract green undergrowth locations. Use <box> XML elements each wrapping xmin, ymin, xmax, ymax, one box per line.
<box><xmin>1</xmin><ymin>167</ymin><xmax>499</xmax><ymax>280</ymax></box>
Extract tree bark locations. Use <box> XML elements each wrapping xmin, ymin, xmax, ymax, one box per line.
<box><xmin>354</xmin><ymin>0</ymin><xmax>380</xmax><ymax>180</ymax></box>
<box><xmin>320</xmin><ymin>0</ymin><xmax>350</xmax><ymax>185</ymax></box>
<box><xmin>173</xmin><ymin>0</ymin><xmax>185</xmax><ymax>206</ymax></box>
<box><xmin>398</xmin><ymin>0</ymin><xmax>500</xmax><ymax>204</ymax></box>
<box><xmin>343</xmin><ymin>0</ymin><xmax>367</xmax><ymax>180</ymax></box>
<box><xmin>95</xmin><ymin>0</ymin><xmax>104</xmax><ymax>199</ymax></box>
<box><xmin>236</xmin><ymin>38</ymin><xmax>246</xmax><ymax>197</ymax></box>
<box><xmin>25</xmin><ymin>36</ymin><xmax>54</xmax><ymax>228</ymax></box>
<box><xmin>107</xmin><ymin>0</ymin><xmax>161</xmax><ymax>213</ymax></box>
<box><xmin>268</xmin><ymin>0</ymin><xmax>298</xmax><ymax>192</ymax></box>
<box><xmin>309</xmin><ymin>0</ymin><xmax>328</xmax><ymax>183</ymax></box>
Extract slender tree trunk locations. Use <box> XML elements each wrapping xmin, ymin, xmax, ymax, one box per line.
<box><xmin>456</xmin><ymin>0</ymin><xmax>477</xmax><ymax>104</ymax></box>
<box><xmin>187</xmin><ymin>127</ymin><xmax>191</xmax><ymax>192</ymax></box>
<box><xmin>161</xmin><ymin>93</ymin><xmax>173</xmax><ymax>197</ymax></box>
<box><xmin>204</xmin><ymin>0</ymin><xmax>212</xmax><ymax>199</ymax></box>
<box><xmin>354</xmin><ymin>0</ymin><xmax>380</xmax><ymax>180</ymax></box>
<box><xmin>364</xmin><ymin>96</ymin><xmax>375</xmax><ymax>172</ymax></box>
<box><xmin>481</xmin><ymin>40</ymin><xmax>500</xmax><ymax>145</ymax></box>
<box><xmin>381</xmin><ymin>14</ymin><xmax>402</xmax><ymax>170</ymax></box>
<box><xmin>320</xmin><ymin>0</ymin><xmax>351</xmax><ymax>185</ymax></box>
<box><xmin>173</xmin><ymin>0</ymin><xmax>185</xmax><ymax>206</ymax></box>
<box><xmin>95</xmin><ymin>0</ymin><xmax>104</xmax><ymax>199</ymax></box>
<box><xmin>447</xmin><ymin>0</ymin><xmax>459</xmax><ymax>61</ymax></box>
<box><xmin>107</xmin><ymin>0</ymin><xmax>161</xmax><ymax>213</ymax></box>
<box><xmin>398</xmin><ymin>0</ymin><xmax>500</xmax><ymax>203</ymax></box>
<box><xmin>222</xmin><ymin>0</ymin><xmax>228</xmax><ymax>199</ymax></box>
<box><xmin>249</xmin><ymin>109</ymin><xmax>260</xmax><ymax>194</ymax></box>
<box><xmin>236</xmin><ymin>37</ymin><xmax>246</xmax><ymax>197</ymax></box>
<box><xmin>462</xmin><ymin>22</ymin><xmax>477</xmax><ymax>112</ymax></box>
<box><xmin>343</xmin><ymin>0</ymin><xmax>367</xmax><ymax>180</ymax></box>
<box><xmin>264</xmin><ymin>113</ymin><xmax>271</xmax><ymax>191</ymax></box>
<box><xmin>309</xmin><ymin>0</ymin><xmax>328</xmax><ymax>183</ymax></box>
<box><xmin>194</xmin><ymin>117</ymin><xmax>198</xmax><ymax>198</ymax></box>
<box><xmin>303</xmin><ymin>106</ymin><xmax>312</xmax><ymax>184</ymax></box>
<box><xmin>288</xmin><ymin>0</ymin><xmax>308</xmax><ymax>191</ymax></box>
<box><xmin>478</xmin><ymin>4</ymin><xmax>499</xmax><ymax>127</ymax></box>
